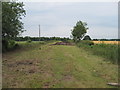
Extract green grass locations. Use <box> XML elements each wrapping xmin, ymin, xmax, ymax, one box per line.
<box><xmin>76</xmin><ymin>41</ymin><xmax>119</xmax><ymax>64</ymax></box>
<box><xmin>2</xmin><ymin>41</ymin><xmax>118</xmax><ymax>88</ymax></box>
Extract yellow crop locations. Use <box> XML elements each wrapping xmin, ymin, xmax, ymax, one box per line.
<box><xmin>92</xmin><ymin>41</ymin><xmax>119</xmax><ymax>45</ymax></box>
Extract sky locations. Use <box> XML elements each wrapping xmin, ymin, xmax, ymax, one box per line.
<box><xmin>20</xmin><ymin>1</ymin><xmax>118</xmax><ymax>39</ymax></box>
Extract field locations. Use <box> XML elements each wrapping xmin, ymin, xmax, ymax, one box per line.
<box><xmin>2</xmin><ymin>41</ymin><xmax>118</xmax><ymax>88</ymax></box>
<box><xmin>93</xmin><ymin>41</ymin><xmax>119</xmax><ymax>45</ymax></box>
<box><xmin>77</xmin><ymin>41</ymin><xmax>119</xmax><ymax>64</ymax></box>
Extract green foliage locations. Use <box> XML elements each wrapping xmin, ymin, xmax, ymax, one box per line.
<box><xmin>39</xmin><ymin>41</ymin><xmax>46</xmax><ymax>44</ymax></box>
<box><xmin>83</xmin><ymin>35</ymin><xmax>91</xmax><ymax>40</ymax></box>
<box><xmin>15</xmin><ymin>41</ymin><xmax>46</xmax><ymax>51</ymax></box>
<box><xmin>14</xmin><ymin>36</ymin><xmax>71</xmax><ymax>41</ymax></box>
<box><xmin>92</xmin><ymin>39</ymin><xmax>120</xmax><ymax>41</ymax></box>
<box><xmin>2</xmin><ymin>2</ymin><xmax>26</xmax><ymax>39</ymax></box>
<box><xmin>2</xmin><ymin>39</ymin><xmax>19</xmax><ymax>52</ymax></box>
<box><xmin>71</xmin><ymin>21</ymin><xmax>88</xmax><ymax>42</ymax></box>
<box><xmin>8</xmin><ymin>40</ymin><xmax>15</xmax><ymax>49</ymax></box>
<box><xmin>77</xmin><ymin>42</ymin><xmax>118</xmax><ymax>64</ymax></box>
<box><xmin>27</xmin><ymin>39</ymin><xmax>32</xmax><ymax>43</ymax></box>
<box><xmin>2</xmin><ymin>1</ymin><xmax>26</xmax><ymax>52</ymax></box>
<box><xmin>25</xmin><ymin>36</ymin><xmax>32</xmax><ymax>43</ymax></box>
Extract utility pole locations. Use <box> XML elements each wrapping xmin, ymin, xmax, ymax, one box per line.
<box><xmin>39</xmin><ymin>24</ymin><xmax>41</xmax><ymax>50</ymax></box>
<box><xmin>39</xmin><ymin>24</ymin><xmax>40</xmax><ymax>41</ymax></box>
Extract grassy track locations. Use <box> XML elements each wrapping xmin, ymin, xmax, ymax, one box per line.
<box><xmin>3</xmin><ymin>42</ymin><xmax>118</xmax><ymax>88</ymax></box>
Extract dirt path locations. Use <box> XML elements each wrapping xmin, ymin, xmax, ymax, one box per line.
<box><xmin>2</xmin><ymin>43</ymin><xmax>118</xmax><ymax>88</ymax></box>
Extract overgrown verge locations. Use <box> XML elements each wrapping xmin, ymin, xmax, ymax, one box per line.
<box><xmin>2</xmin><ymin>39</ymin><xmax>19</xmax><ymax>52</ymax></box>
<box><xmin>2</xmin><ymin>39</ymin><xmax>46</xmax><ymax>53</ymax></box>
<box><xmin>76</xmin><ymin>40</ymin><xmax>119</xmax><ymax>64</ymax></box>
<box><xmin>15</xmin><ymin>41</ymin><xmax>46</xmax><ymax>50</ymax></box>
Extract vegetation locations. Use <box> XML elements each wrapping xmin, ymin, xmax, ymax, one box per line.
<box><xmin>14</xmin><ymin>36</ymin><xmax>70</xmax><ymax>42</ymax></box>
<box><xmin>93</xmin><ymin>41</ymin><xmax>119</xmax><ymax>44</ymax></box>
<box><xmin>2</xmin><ymin>1</ymin><xmax>26</xmax><ymax>52</ymax></box>
<box><xmin>2</xmin><ymin>39</ymin><xmax>19</xmax><ymax>52</ymax></box>
<box><xmin>3</xmin><ymin>41</ymin><xmax>118</xmax><ymax>88</ymax></box>
<box><xmin>71</xmin><ymin>21</ymin><xmax>88</xmax><ymax>42</ymax></box>
<box><xmin>2</xmin><ymin>1</ymin><xmax>118</xmax><ymax>88</ymax></box>
<box><xmin>83</xmin><ymin>35</ymin><xmax>91</xmax><ymax>40</ymax></box>
<box><xmin>2</xmin><ymin>2</ymin><xmax>26</xmax><ymax>38</ymax></box>
<box><xmin>93</xmin><ymin>39</ymin><xmax>120</xmax><ymax>41</ymax></box>
<box><xmin>76</xmin><ymin>40</ymin><xmax>119</xmax><ymax>64</ymax></box>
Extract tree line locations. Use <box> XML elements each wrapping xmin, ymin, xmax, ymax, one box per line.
<box><xmin>92</xmin><ymin>39</ymin><xmax>120</xmax><ymax>41</ymax></box>
<box><xmin>15</xmin><ymin>36</ymin><xmax>70</xmax><ymax>42</ymax></box>
<box><xmin>14</xmin><ymin>36</ymin><xmax>119</xmax><ymax>41</ymax></box>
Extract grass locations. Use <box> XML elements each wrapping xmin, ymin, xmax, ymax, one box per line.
<box><xmin>76</xmin><ymin>41</ymin><xmax>119</xmax><ymax>64</ymax></box>
<box><xmin>2</xmin><ymin>41</ymin><xmax>118</xmax><ymax>88</ymax></box>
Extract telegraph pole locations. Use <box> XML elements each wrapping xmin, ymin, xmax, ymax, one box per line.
<box><xmin>39</xmin><ymin>25</ymin><xmax>40</xmax><ymax>41</ymax></box>
<box><xmin>39</xmin><ymin>24</ymin><xmax>41</xmax><ymax>50</ymax></box>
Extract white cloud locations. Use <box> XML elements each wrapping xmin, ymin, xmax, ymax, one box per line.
<box><xmin>21</xmin><ymin>2</ymin><xmax>118</xmax><ymax>39</ymax></box>
<box><xmin>18</xmin><ymin>0</ymin><xmax>119</xmax><ymax>2</ymax></box>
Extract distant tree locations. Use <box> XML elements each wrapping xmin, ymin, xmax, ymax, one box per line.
<box><xmin>83</xmin><ymin>35</ymin><xmax>91</xmax><ymax>40</ymax></box>
<box><xmin>93</xmin><ymin>39</ymin><xmax>98</xmax><ymax>41</ymax></box>
<box><xmin>24</xmin><ymin>36</ymin><xmax>30</xmax><ymax>41</ymax></box>
<box><xmin>71</xmin><ymin>21</ymin><xmax>88</xmax><ymax>42</ymax></box>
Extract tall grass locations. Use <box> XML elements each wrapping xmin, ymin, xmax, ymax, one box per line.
<box><xmin>76</xmin><ymin>41</ymin><xmax>119</xmax><ymax>64</ymax></box>
<box><xmin>16</xmin><ymin>41</ymin><xmax>46</xmax><ymax>49</ymax></box>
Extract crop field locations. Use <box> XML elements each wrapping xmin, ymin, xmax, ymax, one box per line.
<box><xmin>2</xmin><ymin>41</ymin><xmax>118</xmax><ymax>88</ymax></box>
<box><xmin>92</xmin><ymin>41</ymin><xmax>119</xmax><ymax>45</ymax></box>
<box><xmin>77</xmin><ymin>41</ymin><xmax>119</xmax><ymax>64</ymax></box>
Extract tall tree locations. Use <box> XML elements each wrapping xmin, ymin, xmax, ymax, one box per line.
<box><xmin>71</xmin><ymin>21</ymin><xmax>88</xmax><ymax>42</ymax></box>
<box><xmin>2</xmin><ymin>1</ymin><xmax>26</xmax><ymax>39</ymax></box>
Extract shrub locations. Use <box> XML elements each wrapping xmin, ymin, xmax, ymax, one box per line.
<box><xmin>2</xmin><ymin>39</ymin><xmax>19</xmax><ymax>52</ymax></box>
<box><xmin>14</xmin><ymin>43</ymin><xmax>19</xmax><ymax>49</ymax></box>
<box><xmin>27</xmin><ymin>39</ymin><xmax>32</xmax><ymax>43</ymax></box>
<box><xmin>8</xmin><ymin>40</ymin><xmax>16</xmax><ymax>49</ymax></box>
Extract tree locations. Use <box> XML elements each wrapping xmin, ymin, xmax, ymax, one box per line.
<box><xmin>2</xmin><ymin>1</ymin><xmax>26</xmax><ymax>39</ymax></box>
<box><xmin>2</xmin><ymin>1</ymin><xmax>26</xmax><ymax>52</ymax></box>
<box><xmin>71</xmin><ymin>21</ymin><xmax>88</xmax><ymax>42</ymax></box>
<box><xmin>83</xmin><ymin>35</ymin><xmax>91</xmax><ymax>40</ymax></box>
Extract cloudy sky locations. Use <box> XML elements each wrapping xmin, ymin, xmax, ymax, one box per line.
<box><xmin>21</xmin><ymin>2</ymin><xmax>118</xmax><ymax>39</ymax></box>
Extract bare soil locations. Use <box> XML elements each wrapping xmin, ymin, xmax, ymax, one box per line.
<box><xmin>52</xmin><ymin>42</ymin><xmax>74</xmax><ymax>46</ymax></box>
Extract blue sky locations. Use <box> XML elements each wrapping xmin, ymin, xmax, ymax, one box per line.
<box><xmin>21</xmin><ymin>2</ymin><xmax>118</xmax><ymax>39</ymax></box>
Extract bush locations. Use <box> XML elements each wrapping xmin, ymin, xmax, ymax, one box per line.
<box><xmin>14</xmin><ymin>43</ymin><xmax>19</xmax><ymax>49</ymax></box>
<box><xmin>8</xmin><ymin>40</ymin><xmax>15</xmax><ymax>49</ymax></box>
<box><xmin>2</xmin><ymin>39</ymin><xmax>19</xmax><ymax>52</ymax></box>
<box><xmin>27</xmin><ymin>39</ymin><xmax>32</xmax><ymax>43</ymax></box>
